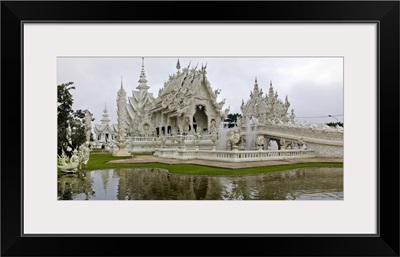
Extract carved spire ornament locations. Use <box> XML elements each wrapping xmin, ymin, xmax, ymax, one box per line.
<box><xmin>100</xmin><ymin>102</ymin><xmax>111</xmax><ymax>124</ymax></box>
<box><xmin>113</xmin><ymin>78</ymin><xmax>131</xmax><ymax>157</ymax></box>
<box><xmin>241</xmin><ymin>78</ymin><xmax>295</xmax><ymax>125</ymax></box>
<box><xmin>137</xmin><ymin>57</ymin><xmax>150</xmax><ymax>90</ymax></box>
<box><xmin>117</xmin><ymin>78</ymin><xmax>127</xmax><ymax>140</ymax></box>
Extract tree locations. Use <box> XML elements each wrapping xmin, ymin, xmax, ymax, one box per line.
<box><xmin>224</xmin><ymin>113</ymin><xmax>242</xmax><ymax>128</ymax></box>
<box><xmin>58</xmin><ymin>82</ymin><xmax>94</xmax><ymax>156</ymax></box>
<box><xmin>326</xmin><ymin>121</ymin><xmax>344</xmax><ymax>128</ymax></box>
<box><xmin>69</xmin><ymin>109</ymin><xmax>87</xmax><ymax>150</ymax></box>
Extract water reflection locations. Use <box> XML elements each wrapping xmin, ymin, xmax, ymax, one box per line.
<box><xmin>58</xmin><ymin>167</ymin><xmax>343</xmax><ymax>200</ymax></box>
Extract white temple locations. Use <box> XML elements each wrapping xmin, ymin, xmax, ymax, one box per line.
<box><xmin>107</xmin><ymin>58</ymin><xmax>229</xmax><ymax>139</ymax></box>
<box><xmin>149</xmin><ymin>60</ymin><xmax>228</xmax><ymax>136</ymax></box>
<box><xmin>92</xmin><ymin>58</ymin><xmax>343</xmax><ymax>159</ymax></box>
<box><xmin>240</xmin><ymin>77</ymin><xmax>295</xmax><ymax>125</ymax></box>
<box><xmin>93</xmin><ymin>103</ymin><xmax>118</xmax><ymax>146</ymax></box>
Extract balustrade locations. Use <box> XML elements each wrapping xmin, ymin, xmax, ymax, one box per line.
<box><xmin>156</xmin><ymin>148</ymin><xmax>315</xmax><ymax>162</ymax></box>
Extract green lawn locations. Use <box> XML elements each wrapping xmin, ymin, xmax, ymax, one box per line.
<box><xmin>69</xmin><ymin>153</ymin><xmax>343</xmax><ymax>176</ymax></box>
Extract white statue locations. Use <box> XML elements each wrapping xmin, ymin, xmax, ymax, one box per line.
<box><xmin>209</xmin><ymin>119</ymin><xmax>217</xmax><ymax>134</ymax></box>
<box><xmin>228</xmin><ymin>129</ymin><xmax>241</xmax><ymax>149</ymax></box>
<box><xmin>84</xmin><ymin>110</ymin><xmax>92</xmax><ymax>142</ymax></box>
<box><xmin>58</xmin><ymin>149</ymin><xmax>80</xmax><ymax>173</ymax></box>
<box><xmin>193</xmin><ymin>133</ymin><xmax>201</xmax><ymax>146</ymax></box>
<box><xmin>256</xmin><ymin>136</ymin><xmax>265</xmax><ymax>147</ymax></box>
<box><xmin>58</xmin><ymin>150</ymin><xmax>68</xmax><ymax>166</ymax></box>
<box><xmin>78</xmin><ymin>142</ymin><xmax>90</xmax><ymax>169</ymax></box>
<box><xmin>210</xmin><ymin>132</ymin><xmax>217</xmax><ymax>145</ymax></box>
<box><xmin>280</xmin><ymin>138</ymin><xmax>286</xmax><ymax>150</ymax></box>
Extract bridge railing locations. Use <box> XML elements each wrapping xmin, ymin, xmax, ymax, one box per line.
<box><xmin>156</xmin><ymin>149</ymin><xmax>315</xmax><ymax>162</ymax></box>
<box><xmin>253</xmin><ymin>124</ymin><xmax>343</xmax><ymax>143</ymax></box>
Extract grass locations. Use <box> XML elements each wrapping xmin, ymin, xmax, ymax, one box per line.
<box><xmin>71</xmin><ymin>152</ymin><xmax>343</xmax><ymax>176</ymax></box>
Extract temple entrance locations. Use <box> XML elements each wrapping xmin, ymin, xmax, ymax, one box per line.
<box><xmin>193</xmin><ymin>105</ymin><xmax>208</xmax><ymax>134</ymax></box>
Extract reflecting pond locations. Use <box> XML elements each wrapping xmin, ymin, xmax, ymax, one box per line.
<box><xmin>58</xmin><ymin>167</ymin><xmax>343</xmax><ymax>200</ymax></box>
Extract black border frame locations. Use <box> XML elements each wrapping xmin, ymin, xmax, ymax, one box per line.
<box><xmin>2</xmin><ymin>1</ymin><xmax>399</xmax><ymax>256</ymax></box>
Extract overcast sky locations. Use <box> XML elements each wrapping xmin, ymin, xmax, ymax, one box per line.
<box><xmin>57</xmin><ymin>57</ymin><xmax>343</xmax><ymax>126</ymax></box>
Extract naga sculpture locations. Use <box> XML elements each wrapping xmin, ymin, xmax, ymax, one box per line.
<box><xmin>58</xmin><ymin>149</ymin><xmax>80</xmax><ymax>173</ymax></box>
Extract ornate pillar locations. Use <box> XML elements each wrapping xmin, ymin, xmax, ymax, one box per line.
<box><xmin>113</xmin><ymin>81</ymin><xmax>131</xmax><ymax>157</ymax></box>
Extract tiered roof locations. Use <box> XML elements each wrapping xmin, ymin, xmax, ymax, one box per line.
<box><xmin>150</xmin><ymin>62</ymin><xmax>225</xmax><ymax>117</ymax></box>
<box><xmin>94</xmin><ymin>103</ymin><xmax>118</xmax><ymax>134</ymax></box>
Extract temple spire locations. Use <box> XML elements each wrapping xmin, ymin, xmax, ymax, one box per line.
<box><xmin>253</xmin><ymin>76</ymin><xmax>259</xmax><ymax>91</ymax></box>
<box><xmin>101</xmin><ymin>102</ymin><xmax>111</xmax><ymax>124</ymax></box>
<box><xmin>268</xmin><ymin>80</ymin><xmax>274</xmax><ymax>98</ymax></box>
<box><xmin>137</xmin><ymin>57</ymin><xmax>150</xmax><ymax>90</ymax></box>
<box><xmin>121</xmin><ymin>76</ymin><xmax>123</xmax><ymax>89</ymax></box>
<box><xmin>176</xmin><ymin>58</ymin><xmax>181</xmax><ymax>70</ymax></box>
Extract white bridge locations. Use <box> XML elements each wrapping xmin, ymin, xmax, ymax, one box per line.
<box><xmin>94</xmin><ymin>122</ymin><xmax>343</xmax><ymax>161</ymax></box>
<box><xmin>253</xmin><ymin>123</ymin><xmax>343</xmax><ymax>158</ymax></box>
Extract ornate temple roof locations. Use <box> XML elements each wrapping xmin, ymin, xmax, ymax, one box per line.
<box><xmin>94</xmin><ymin>123</ymin><xmax>118</xmax><ymax>133</ymax></box>
<box><xmin>150</xmin><ymin>61</ymin><xmax>225</xmax><ymax>117</ymax></box>
<box><xmin>241</xmin><ymin>78</ymin><xmax>293</xmax><ymax>123</ymax></box>
<box><xmin>95</xmin><ymin>103</ymin><xmax>118</xmax><ymax>133</ymax></box>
